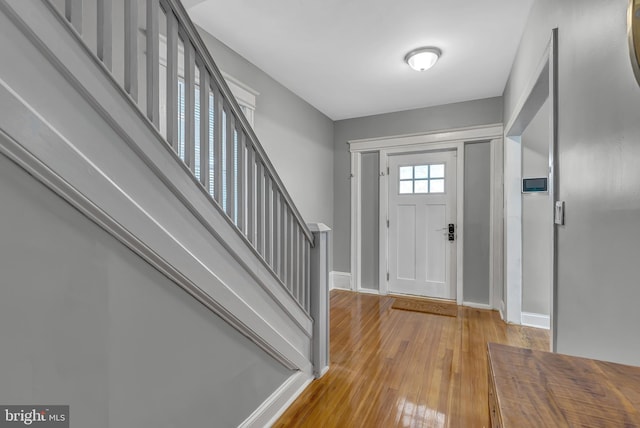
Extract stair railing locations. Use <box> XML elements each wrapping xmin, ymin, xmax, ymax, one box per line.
<box><xmin>46</xmin><ymin>0</ymin><xmax>313</xmax><ymax>313</ymax></box>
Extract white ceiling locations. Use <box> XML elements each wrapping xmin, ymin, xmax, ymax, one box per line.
<box><xmin>187</xmin><ymin>0</ymin><xmax>534</xmax><ymax>121</ymax></box>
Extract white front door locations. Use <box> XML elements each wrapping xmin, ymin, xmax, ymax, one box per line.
<box><xmin>387</xmin><ymin>151</ymin><xmax>457</xmax><ymax>300</ymax></box>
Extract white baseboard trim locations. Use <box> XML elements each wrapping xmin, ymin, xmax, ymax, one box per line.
<box><xmin>330</xmin><ymin>271</ymin><xmax>352</xmax><ymax>290</ymax></box>
<box><xmin>357</xmin><ymin>287</ymin><xmax>380</xmax><ymax>295</ymax></box>
<box><xmin>521</xmin><ymin>312</ymin><xmax>551</xmax><ymax>330</ymax></box>
<box><xmin>317</xmin><ymin>365</ymin><xmax>330</xmax><ymax>378</ymax></box>
<box><xmin>499</xmin><ymin>300</ymin><xmax>505</xmax><ymax>321</ymax></box>
<box><xmin>463</xmin><ymin>301</ymin><xmax>493</xmax><ymax>310</ymax></box>
<box><xmin>239</xmin><ymin>371</ymin><xmax>313</xmax><ymax>428</ymax></box>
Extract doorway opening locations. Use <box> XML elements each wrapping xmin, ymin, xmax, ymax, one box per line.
<box><xmin>503</xmin><ymin>29</ymin><xmax>558</xmax><ymax>351</ymax></box>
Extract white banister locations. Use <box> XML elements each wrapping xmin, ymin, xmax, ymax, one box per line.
<box><xmin>42</xmin><ymin>0</ymin><xmax>316</xmax><ymax>314</ymax></box>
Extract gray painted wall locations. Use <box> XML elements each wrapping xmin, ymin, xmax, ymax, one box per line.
<box><xmin>0</xmin><ymin>153</ymin><xmax>291</xmax><ymax>427</ymax></box>
<box><xmin>333</xmin><ymin>97</ymin><xmax>503</xmax><ymax>274</ymax></box>
<box><xmin>463</xmin><ymin>142</ymin><xmax>492</xmax><ymax>305</ymax></box>
<box><xmin>360</xmin><ymin>152</ymin><xmax>380</xmax><ymax>290</ymax></box>
<box><xmin>197</xmin><ymin>27</ymin><xmax>335</xmax><ymax>228</ymax></box>
<box><xmin>504</xmin><ymin>0</ymin><xmax>640</xmax><ymax>365</ymax></box>
<box><xmin>521</xmin><ymin>99</ymin><xmax>551</xmax><ymax>316</ymax></box>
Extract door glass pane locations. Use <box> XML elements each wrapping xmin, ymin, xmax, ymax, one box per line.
<box><xmin>414</xmin><ymin>165</ymin><xmax>429</xmax><ymax>179</ymax></box>
<box><xmin>430</xmin><ymin>164</ymin><xmax>445</xmax><ymax>178</ymax></box>
<box><xmin>399</xmin><ymin>181</ymin><xmax>413</xmax><ymax>194</ymax></box>
<box><xmin>399</xmin><ymin>166</ymin><xmax>413</xmax><ymax>180</ymax></box>
<box><xmin>430</xmin><ymin>179</ymin><xmax>445</xmax><ymax>193</ymax></box>
<box><xmin>414</xmin><ymin>180</ymin><xmax>428</xmax><ymax>193</ymax></box>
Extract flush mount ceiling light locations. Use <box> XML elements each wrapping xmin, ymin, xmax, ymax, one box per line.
<box><xmin>405</xmin><ymin>47</ymin><xmax>441</xmax><ymax>71</ymax></box>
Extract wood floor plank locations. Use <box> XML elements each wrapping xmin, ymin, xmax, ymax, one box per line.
<box><xmin>276</xmin><ymin>290</ymin><xmax>549</xmax><ymax>427</ymax></box>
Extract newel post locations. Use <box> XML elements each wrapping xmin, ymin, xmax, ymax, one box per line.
<box><xmin>308</xmin><ymin>223</ymin><xmax>330</xmax><ymax>378</ymax></box>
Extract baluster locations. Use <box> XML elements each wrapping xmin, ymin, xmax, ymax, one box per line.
<box><xmin>237</xmin><ymin>129</ymin><xmax>246</xmax><ymax>232</ymax></box>
<box><xmin>97</xmin><ymin>0</ymin><xmax>112</xmax><ymax>70</ymax></box>
<box><xmin>271</xmin><ymin>186</ymin><xmax>281</xmax><ymax>276</ymax></box>
<box><xmin>293</xmin><ymin>224</ymin><xmax>299</xmax><ymax>301</ymax></box>
<box><xmin>256</xmin><ymin>160</ymin><xmax>264</xmax><ymax>256</ymax></box>
<box><xmin>282</xmin><ymin>207</ymin><xmax>288</xmax><ymax>287</ymax></box>
<box><xmin>280</xmin><ymin>194</ymin><xmax>286</xmax><ymax>283</ymax></box>
<box><xmin>184</xmin><ymin>41</ymin><xmax>195</xmax><ymax>170</ymax></box>
<box><xmin>214</xmin><ymin>89</ymin><xmax>223</xmax><ymax>203</ymax></box>
<box><xmin>199</xmin><ymin>69</ymin><xmax>210</xmax><ymax>190</ymax></box>
<box><xmin>165</xmin><ymin>8</ymin><xmax>178</xmax><ymax>149</ymax></box>
<box><xmin>65</xmin><ymin>0</ymin><xmax>82</xmax><ymax>33</ymax></box>
<box><xmin>146</xmin><ymin>0</ymin><xmax>159</xmax><ymax>127</ymax></box>
<box><xmin>287</xmin><ymin>210</ymin><xmax>294</xmax><ymax>296</ymax></box>
<box><xmin>225</xmin><ymin>109</ymin><xmax>234</xmax><ymax>218</ymax></box>
<box><xmin>124</xmin><ymin>0</ymin><xmax>138</xmax><ymax>101</ymax></box>
<box><xmin>305</xmin><ymin>239</ymin><xmax>311</xmax><ymax>312</ymax></box>
<box><xmin>247</xmin><ymin>143</ymin><xmax>255</xmax><ymax>244</ymax></box>
<box><xmin>232</xmin><ymin>127</ymin><xmax>239</xmax><ymax>224</ymax></box>
<box><xmin>265</xmin><ymin>174</ymin><xmax>273</xmax><ymax>265</ymax></box>
<box><xmin>207</xmin><ymin>86</ymin><xmax>215</xmax><ymax>196</ymax></box>
<box><xmin>300</xmin><ymin>231</ymin><xmax>305</xmax><ymax>308</ymax></box>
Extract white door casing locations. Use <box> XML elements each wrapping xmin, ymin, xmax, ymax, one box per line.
<box><xmin>387</xmin><ymin>151</ymin><xmax>457</xmax><ymax>300</ymax></box>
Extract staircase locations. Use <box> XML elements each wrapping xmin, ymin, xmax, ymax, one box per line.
<box><xmin>0</xmin><ymin>0</ymin><xmax>329</xmax><ymax>426</ymax></box>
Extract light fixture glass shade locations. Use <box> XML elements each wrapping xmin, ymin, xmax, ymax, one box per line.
<box><xmin>405</xmin><ymin>48</ymin><xmax>441</xmax><ymax>71</ymax></box>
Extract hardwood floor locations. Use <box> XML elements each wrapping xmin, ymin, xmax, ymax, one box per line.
<box><xmin>275</xmin><ymin>290</ymin><xmax>549</xmax><ymax>428</ymax></box>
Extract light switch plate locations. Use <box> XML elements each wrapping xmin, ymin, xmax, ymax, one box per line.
<box><xmin>554</xmin><ymin>201</ymin><xmax>565</xmax><ymax>225</ymax></box>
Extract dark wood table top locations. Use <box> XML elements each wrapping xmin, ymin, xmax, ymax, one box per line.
<box><xmin>487</xmin><ymin>342</ymin><xmax>640</xmax><ymax>427</ymax></box>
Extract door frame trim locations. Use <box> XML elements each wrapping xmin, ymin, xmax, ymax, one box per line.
<box><xmin>349</xmin><ymin>124</ymin><xmax>504</xmax><ymax>306</ymax></box>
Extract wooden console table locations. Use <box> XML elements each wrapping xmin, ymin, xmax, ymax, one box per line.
<box><xmin>487</xmin><ymin>343</ymin><xmax>640</xmax><ymax>427</ymax></box>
